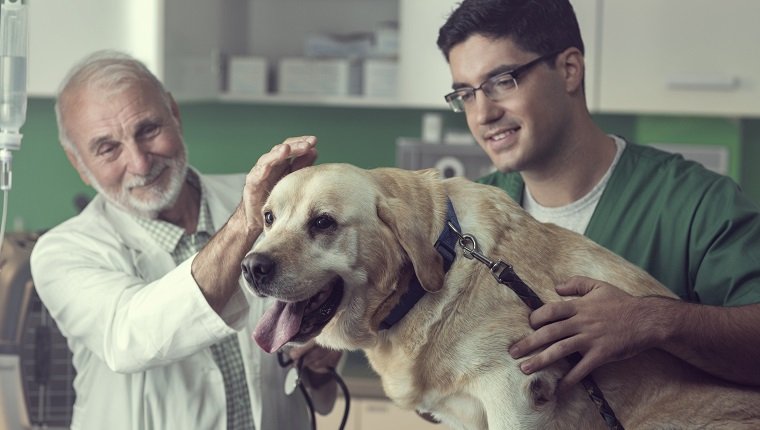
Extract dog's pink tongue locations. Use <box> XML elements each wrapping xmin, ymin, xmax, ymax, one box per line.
<box><xmin>253</xmin><ymin>300</ymin><xmax>306</xmax><ymax>353</ymax></box>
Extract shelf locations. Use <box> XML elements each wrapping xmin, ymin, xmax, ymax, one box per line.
<box><xmin>218</xmin><ymin>92</ymin><xmax>440</xmax><ymax>109</ymax></box>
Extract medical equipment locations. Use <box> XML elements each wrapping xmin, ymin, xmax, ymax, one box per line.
<box><xmin>1</xmin><ymin>233</ymin><xmax>76</xmax><ymax>430</ymax></box>
<box><xmin>0</xmin><ymin>0</ymin><xmax>27</xmax><ymax>190</ymax></box>
<box><xmin>277</xmin><ymin>349</ymin><xmax>351</xmax><ymax>430</ymax></box>
<box><xmin>0</xmin><ymin>0</ymin><xmax>29</xmax><ymax>257</ymax></box>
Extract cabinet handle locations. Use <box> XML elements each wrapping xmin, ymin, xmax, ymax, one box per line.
<box><xmin>667</xmin><ymin>75</ymin><xmax>740</xmax><ymax>91</ymax></box>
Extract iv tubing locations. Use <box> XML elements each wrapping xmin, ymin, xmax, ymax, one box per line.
<box><xmin>0</xmin><ymin>189</ymin><xmax>8</xmax><ymax>258</ymax></box>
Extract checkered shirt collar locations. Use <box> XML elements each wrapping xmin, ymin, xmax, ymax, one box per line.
<box><xmin>134</xmin><ymin>170</ymin><xmax>214</xmax><ymax>255</ymax></box>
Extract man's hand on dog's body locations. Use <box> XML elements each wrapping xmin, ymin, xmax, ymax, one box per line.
<box><xmin>191</xmin><ymin>136</ymin><xmax>318</xmax><ymax>314</ymax></box>
<box><xmin>508</xmin><ymin>276</ymin><xmax>666</xmax><ymax>392</ymax></box>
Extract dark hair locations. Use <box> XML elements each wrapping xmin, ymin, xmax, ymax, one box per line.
<box><xmin>437</xmin><ymin>0</ymin><xmax>584</xmax><ymax>61</ymax></box>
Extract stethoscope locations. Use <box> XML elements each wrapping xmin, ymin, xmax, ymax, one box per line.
<box><xmin>277</xmin><ymin>350</ymin><xmax>351</xmax><ymax>430</ymax></box>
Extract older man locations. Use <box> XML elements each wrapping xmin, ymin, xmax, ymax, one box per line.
<box><xmin>30</xmin><ymin>50</ymin><xmax>341</xmax><ymax>429</ymax></box>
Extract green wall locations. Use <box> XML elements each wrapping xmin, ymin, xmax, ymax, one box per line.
<box><xmin>741</xmin><ymin>119</ymin><xmax>760</xmax><ymax>204</ymax></box>
<box><xmin>7</xmin><ymin>98</ymin><xmax>760</xmax><ymax>232</ymax></box>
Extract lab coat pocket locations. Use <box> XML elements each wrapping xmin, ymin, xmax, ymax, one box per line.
<box><xmin>142</xmin><ymin>350</ymin><xmax>227</xmax><ymax>429</ymax></box>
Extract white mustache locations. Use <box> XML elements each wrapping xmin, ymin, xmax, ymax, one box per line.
<box><xmin>125</xmin><ymin>162</ymin><xmax>167</xmax><ymax>188</ymax></box>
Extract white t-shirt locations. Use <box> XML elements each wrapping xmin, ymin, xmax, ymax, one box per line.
<box><xmin>523</xmin><ymin>135</ymin><xmax>626</xmax><ymax>234</ymax></box>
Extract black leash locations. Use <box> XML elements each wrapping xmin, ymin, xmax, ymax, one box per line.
<box><xmin>446</xmin><ymin>220</ymin><xmax>625</xmax><ymax>430</ymax></box>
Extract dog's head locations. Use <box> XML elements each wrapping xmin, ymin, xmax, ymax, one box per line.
<box><xmin>242</xmin><ymin>163</ymin><xmax>447</xmax><ymax>353</ymax></box>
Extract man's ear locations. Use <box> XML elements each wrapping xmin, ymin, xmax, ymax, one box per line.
<box><xmin>65</xmin><ymin>149</ymin><xmax>91</xmax><ymax>186</ymax></box>
<box><xmin>167</xmin><ymin>92</ymin><xmax>181</xmax><ymax>127</ymax></box>
<box><xmin>559</xmin><ymin>47</ymin><xmax>585</xmax><ymax>94</ymax></box>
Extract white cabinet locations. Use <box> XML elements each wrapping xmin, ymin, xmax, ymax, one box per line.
<box><xmin>220</xmin><ymin>0</ymin><xmax>400</xmax><ymax>106</ymax></box>
<box><xmin>597</xmin><ymin>0</ymin><xmax>760</xmax><ymax>117</ymax></box>
<box><xmin>28</xmin><ymin>0</ymin><xmax>760</xmax><ymax>116</ymax></box>
<box><xmin>571</xmin><ymin>0</ymin><xmax>601</xmax><ymax>112</ymax></box>
<box><xmin>316</xmin><ymin>397</ymin><xmax>442</xmax><ymax>430</ymax></box>
<box><xmin>359</xmin><ymin>398</ymin><xmax>441</xmax><ymax>430</ymax></box>
<box><xmin>28</xmin><ymin>0</ymin><xmax>236</xmax><ymax>100</ymax></box>
<box><xmin>28</xmin><ymin>0</ymin><xmax>131</xmax><ymax>96</ymax></box>
<box><xmin>396</xmin><ymin>0</ymin><xmax>459</xmax><ymax>109</ymax></box>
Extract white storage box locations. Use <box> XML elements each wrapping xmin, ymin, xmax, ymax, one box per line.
<box><xmin>278</xmin><ymin>57</ymin><xmax>362</xmax><ymax>96</ymax></box>
<box><xmin>363</xmin><ymin>59</ymin><xmax>398</xmax><ymax>98</ymax></box>
<box><xmin>228</xmin><ymin>56</ymin><xmax>268</xmax><ymax>95</ymax></box>
<box><xmin>372</xmin><ymin>26</ymin><xmax>399</xmax><ymax>57</ymax></box>
<box><xmin>304</xmin><ymin>33</ymin><xmax>374</xmax><ymax>58</ymax></box>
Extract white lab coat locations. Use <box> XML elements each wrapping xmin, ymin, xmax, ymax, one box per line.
<box><xmin>30</xmin><ymin>171</ymin><xmax>313</xmax><ymax>430</ymax></box>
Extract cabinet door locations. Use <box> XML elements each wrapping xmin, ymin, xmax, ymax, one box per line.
<box><xmin>28</xmin><ymin>0</ymin><xmax>133</xmax><ymax>96</ymax></box>
<box><xmin>397</xmin><ymin>0</ymin><xmax>459</xmax><ymax>109</ymax></box>
<box><xmin>360</xmin><ymin>399</ymin><xmax>442</xmax><ymax>430</ymax></box>
<box><xmin>598</xmin><ymin>0</ymin><xmax>760</xmax><ymax>117</ymax></box>
<box><xmin>27</xmin><ymin>0</ymin><xmax>225</xmax><ymax>99</ymax></box>
<box><xmin>571</xmin><ymin>0</ymin><xmax>600</xmax><ymax>112</ymax></box>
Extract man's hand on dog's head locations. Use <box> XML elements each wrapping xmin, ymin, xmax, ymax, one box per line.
<box><xmin>242</xmin><ymin>136</ymin><xmax>318</xmax><ymax>233</ymax></box>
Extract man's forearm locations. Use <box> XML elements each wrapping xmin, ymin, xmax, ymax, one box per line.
<box><xmin>192</xmin><ymin>203</ymin><xmax>260</xmax><ymax>313</ymax></box>
<box><xmin>654</xmin><ymin>299</ymin><xmax>760</xmax><ymax>385</ymax></box>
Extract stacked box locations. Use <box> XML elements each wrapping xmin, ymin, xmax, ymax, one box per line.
<box><xmin>227</xmin><ymin>56</ymin><xmax>268</xmax><ymax>95</ymax></box>
<box><xmin>278</xmin><ymin>57</ymin><xmax>362</xmax><ymax>96</ymax></box>
<box><xmin>363</xmin><ymin>59</ymin><xmax>398</xmax><ymax>98</ymax></box>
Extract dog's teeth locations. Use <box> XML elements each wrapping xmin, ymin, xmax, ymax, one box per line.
<box><xmin>319</xmin><ymin>305</ymin><xmax>333</xmax><ymax>317</ymax></box>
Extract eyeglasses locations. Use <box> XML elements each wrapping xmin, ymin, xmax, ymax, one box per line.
<box><xmin>444</xmin><ymin>51</ymin><xmax>562</xmax><ymax>113</ymax></box>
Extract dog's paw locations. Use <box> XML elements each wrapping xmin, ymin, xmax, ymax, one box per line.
<box><xmin>525</xmin><ymin>373</ymin><xmax>558</xmax><ymax>410</ymax></box>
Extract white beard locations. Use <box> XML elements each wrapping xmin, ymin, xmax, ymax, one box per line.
<box><xmin>84</xmin><ymin>148</ymin><xmax>188</xmax><ymax>219</ymax></box>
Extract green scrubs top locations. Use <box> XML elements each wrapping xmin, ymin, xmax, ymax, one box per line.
<box><xmin>478</xmin><ymin>141</ymin><xmax>760</xmax><ymax>306</ymax></box>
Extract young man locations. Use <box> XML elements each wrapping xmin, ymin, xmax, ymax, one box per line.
<box><xmin>437</xmin><ymin>0</ymin><xmax>760</xmax><ymax>390</ymax></box>
<box><xmin>30</xmin><ymin>51</ymin><xmax>341</xmax><ymax>429</ymax></box>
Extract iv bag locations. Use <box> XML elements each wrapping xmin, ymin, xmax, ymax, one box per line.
<box><xmin>0</xmin><ymin>0</ymin><xmax>29</xmax><ymax>137</ymax></box>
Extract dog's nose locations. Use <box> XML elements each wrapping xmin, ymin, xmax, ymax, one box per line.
<box><xmin>241</xmin><ymin>252</ymin><xmax>276</xmax><ymax>289</ymax></box>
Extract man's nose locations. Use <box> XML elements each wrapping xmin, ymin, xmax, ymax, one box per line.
<box><xmin>126</xmin><ymin>144</ymin><xmax>152</xmax><ymax>175</ymax></box>
<box><xmin>474</xmin><ymin>92</ymin><xmax>504</xmax><ymax>125</ymax></box>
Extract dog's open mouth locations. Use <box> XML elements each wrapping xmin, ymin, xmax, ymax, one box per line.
<box><xmin>252</xmin><ymin>277</ymin><xmax>344</xmax><ymax>353</ymax></box>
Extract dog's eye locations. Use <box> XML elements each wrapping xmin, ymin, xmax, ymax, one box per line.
<box><xmin>312</xmin><ymin>215</ymin><xmax>336</xmax><ymax>231</ymax></box>
<box><xmin>264</xmin><ymin>210</ymin><xmax>275</xmax><ymax>226</ymax></box>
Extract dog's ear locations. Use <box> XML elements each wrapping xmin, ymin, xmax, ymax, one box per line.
<box><xmin>373</xmin><ymin>168</ymin><xmax>446</xmax><ymax>293</ymax></box>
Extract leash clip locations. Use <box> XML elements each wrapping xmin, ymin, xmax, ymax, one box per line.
<box><xmin>446</xmin><ymin>221</ymin><xmax>502</xmax><ymax>271</ymax></box>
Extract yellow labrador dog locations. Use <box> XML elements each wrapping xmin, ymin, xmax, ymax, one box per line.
<box><xmin>242</xmin><ymin>163</ymin><xmax>760</xmax><ymax>430</ymax></box>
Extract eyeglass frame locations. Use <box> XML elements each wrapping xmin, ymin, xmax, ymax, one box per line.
<box><xmin>444</xmin><ymin>49</ymin><xmax>564</xmax><ymax>113</ymax></box>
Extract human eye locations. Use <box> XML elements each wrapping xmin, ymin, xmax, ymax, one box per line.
<box><xmin>136</xmin><ymin>122</ymin><xmax>162</xmax><ymax>141</ymax></box>
<box><xmin>95</xmin><ymin>141</ymin><xmax>120</xmax><ymax>158</ymax></box>
<box><xmin>446</xmin><ymin>89</ymin><xmax>475</xmax><ymax>108</ymax></box>
<box><xmin>491</xmin><ymin>73</ymin><xmax>516</xmax><ymax>91</ymax></box>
